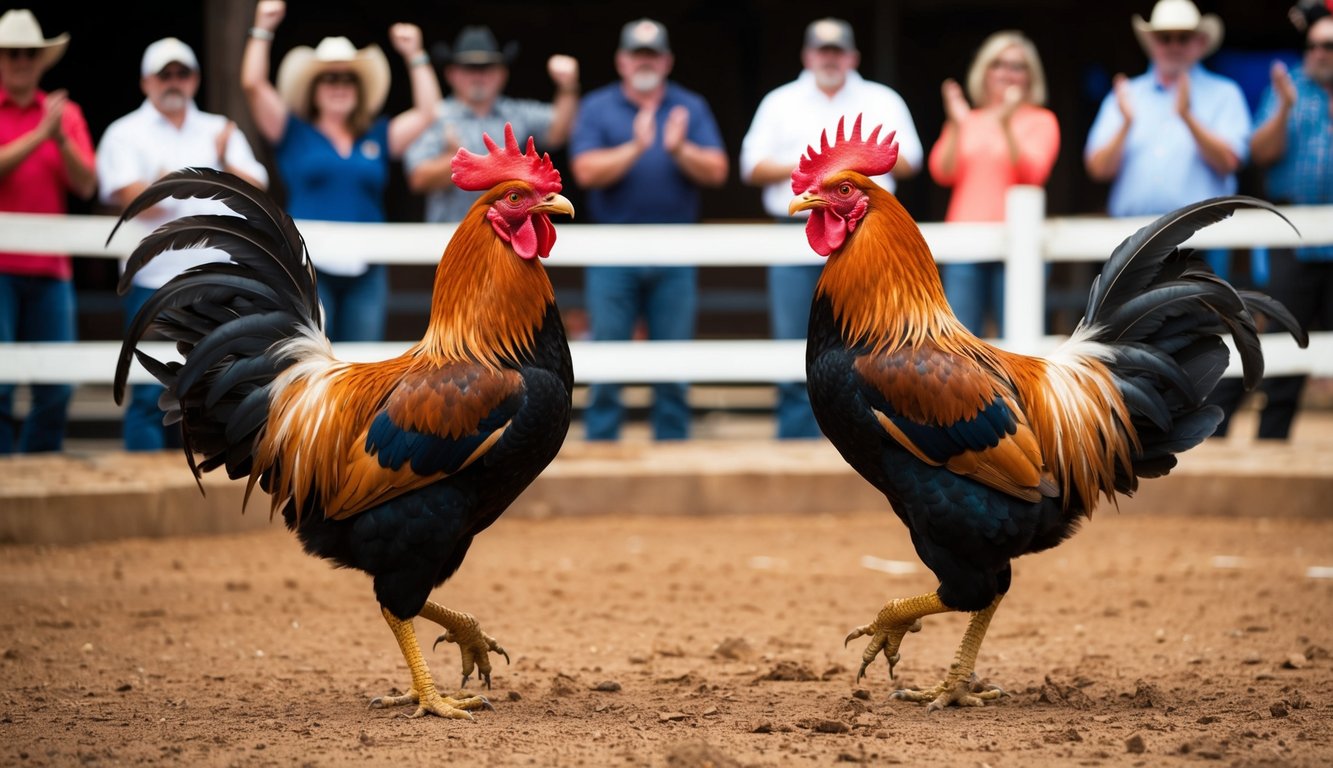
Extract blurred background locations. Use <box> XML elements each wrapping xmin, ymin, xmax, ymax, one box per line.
<box><xmin>15</xmin><ymin>0</ymin><xmax>1322</xmax><ymax>442</ymax></box>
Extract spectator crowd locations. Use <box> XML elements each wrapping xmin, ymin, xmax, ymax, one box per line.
<box><xmin>2</xmin><ymin>0</ymin><xmax>1330</xmax><ymax>451</ymax></box>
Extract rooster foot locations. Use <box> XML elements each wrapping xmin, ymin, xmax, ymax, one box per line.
<box><xmin>844</xmin><ymin>616</ymin><xmax>924</xmax><ymax>682</ymax></box>
<box><xmin>432</xmin><ymin>617</ymin><xmax>510</xmax><ymax>689</ymax></box>
<box><xmin>370</xmin><ymin>687</ymin><xmax>493</xmax><ymax>718</ymax></box>
<box><xmin>890</xmin><ymin>670</ymin><xmax>1006</xmax><ymax>712</ymax></box>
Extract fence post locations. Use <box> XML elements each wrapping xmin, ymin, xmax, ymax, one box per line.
<box><xmin>1003</xmin><ymin>185</ymin><xmax>1046</xmax><ymax>354</ymax></box>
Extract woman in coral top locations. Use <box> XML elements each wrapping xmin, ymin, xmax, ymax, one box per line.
<box><xmin>928</xmin><ymin>30</ymin><xmax>1059</xmax><ymax>337</ymax></box>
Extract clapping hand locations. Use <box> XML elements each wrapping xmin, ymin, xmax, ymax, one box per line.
<box><xmin>1113</xmin><ymin>73</ymin><xmax>1135</xmax><ymax>124</ymax></box>
<box><xmin>662</xmin><ymin>105</ymin><xmax>689</xmax><ymax>154</ymax></box>
<box><xmin>1270</xmin><ymin>60</ymin><xmax>1297</xmax><ymax>111</ymax></box>
<box><xmin>1174</xmin><ymin>70</ymin><xmax>1192</xmax><ymax>119</ymax></box>
<box><xmin>941</xmin><ymin>79</ymin><xmax>971</xmax><ymax>125</ymax></box>
<box><xmin>39</xmin><ymin>89</ymin><xmax>68</xmax><ymax>144</ymax></box>
<box><xmin>632</xmin><ymin>102</ymin><xmax>657</xmax><ymax>150</ymax></box>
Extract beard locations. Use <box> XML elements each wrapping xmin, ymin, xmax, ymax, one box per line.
<box><xmin>813</xmin><ymin>69</ymin><xmax>845</xmax><ymax>91</ymax></box>
<box><xmin>157</xmin><ymin>91</ymin><xmax>188</xmax><ymax>113</ymax></box>
<box><xmin>629</xmin><ymin>71</ymin><xmax>664</xmax><ymax>93</ymax></box>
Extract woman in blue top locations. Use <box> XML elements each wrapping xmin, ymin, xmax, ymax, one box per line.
<box><xmin>241</xmin><ymin>0</ymin><xmax>439</xmax><ymax>341</ymax></box>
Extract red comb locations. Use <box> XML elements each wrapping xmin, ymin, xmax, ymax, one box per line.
<box><xmin>790</xmin><ymin>115</ymin><xmax>898</xmax><ymax>194</ymax></box>
<box><xmin>451</xmin><ymin>123</ymin><xmax>562</xmax><ymax>195</ymax></box>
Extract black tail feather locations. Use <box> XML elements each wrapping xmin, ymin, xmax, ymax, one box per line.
<box><xmin>1082</xmin><ymin>196</ymin><xmax>1309</xmax><ymax>486</ymax></box>
<box><xmin>111</xmin><ymin>169</ymin><xmax>323</xmax><ymax>490</ymax></box>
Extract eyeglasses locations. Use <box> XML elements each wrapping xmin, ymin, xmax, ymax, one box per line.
<box><xmin>1307</xmin><ymin>40</ymin><xmax>1333</xmax><ymax>53</ymax></box>
<box><xmin>989</xmin><ymin>59</ymin><xmax>1029</xmax><ymax>73</ymax></box>
<box><xmin>315</xmin><ymin>72</ymin><xmax>358</xmax><ymax>86</ymax></box>
<box><xmin>1</xmin><ymin>48</ymin><xmax>40</xmax><ymax>60</ymax></box>
<box><xmin>155</xmin><ymin>67</ymin><xmax>195</xmax><ymax>81</ymax></box>
<box><xmin>1153</xmin><ymin>31</ymin><xmax>1196</xmax><ymax>45</ymax></box>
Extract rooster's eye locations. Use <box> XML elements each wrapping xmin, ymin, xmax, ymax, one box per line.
<box><xmin>837</xmin><ymin>184</ymin><xmax>852</xmax><ymax>196</ymax></box>
<box><xmin>506</xmin><ymin>192</ymin><xmax>522</xmax><ymax>204</ymax></box>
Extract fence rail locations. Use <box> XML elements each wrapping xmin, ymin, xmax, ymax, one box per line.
<box><xmin>2</xmin><ymin>188</ymin><xmax>1329</xmax><ymax>385</ymax></box>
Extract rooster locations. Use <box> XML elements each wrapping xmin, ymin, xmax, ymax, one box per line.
<box><xmin>791</xmin><ymin>116</ymin><xmax>1308</xmax><ymax>711</ymax></box>
<box><xmin>111</xmin><ymin>124</ymin><xmax>575</xmax><ymax>720</ymax></box>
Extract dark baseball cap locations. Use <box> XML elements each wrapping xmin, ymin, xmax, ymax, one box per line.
<box><xmin>619</xmin><ymin>18</ymin><xmax>671</xmax><ymax>54</ymax></box>
<box><xmin>804</xmin><ymin>18</ymin><xmax>856</xmax><ymax>51</ymax></box>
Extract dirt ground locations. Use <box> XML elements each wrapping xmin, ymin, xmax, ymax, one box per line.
<box><xmin>2</xmin><ymin>509</ymin><xmax>1331</xmax><ymax>768</ymax></box>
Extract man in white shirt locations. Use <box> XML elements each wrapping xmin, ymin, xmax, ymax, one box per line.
<box><xmin>97</xmin><ymin>37</ymin><xmax>268</xmax><ymax>451</ymax></box>
<box><xmin>740</xmin><ymin>18</ymin><xmax>922</xmax><ymax>439</ymax></box>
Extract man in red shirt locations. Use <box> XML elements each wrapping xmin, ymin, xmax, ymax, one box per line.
<box><xmin>0</xmin><ymin>9</ymin><xmax>96</xmax><ymax>453</ymax></box>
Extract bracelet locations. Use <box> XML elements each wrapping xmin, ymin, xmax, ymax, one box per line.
<box><xmin>248</xmin><ymin>27</ymin><xmax>274</xmax><ymax>41</ymax></box>
<box><xmin>408</xmin><ymin>51</ymin><xmax>430</xmax><ymax>68</ymax></box>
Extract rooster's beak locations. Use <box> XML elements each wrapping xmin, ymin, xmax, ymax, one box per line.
<box><xmin>788</xmin><ymin>192</ymin><xmax>826</xmax><ymax>216</ymax></box>
<box><xmin>534</xmin><ymin>193</ymin><xmax>575</xmax><ymax>219</ymax></box>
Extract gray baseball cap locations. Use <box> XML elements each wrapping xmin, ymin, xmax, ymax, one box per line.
<box><xmin>619</xmin><ymin>18</ymin><xmax>671</xmax><ymax>54</ymax></box>
<box><xmin>803</xmin><ymin>18</ymin><xmax>856</xmax><ymax>51</ymax></box>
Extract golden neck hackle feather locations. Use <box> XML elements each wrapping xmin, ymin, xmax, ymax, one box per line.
<box><xmin>816</xmin><ymin>183</ymin><xmax>975</xmax><ymax>359</ymax></box>
<box><xmin>415</xmin><ymin>190</ymin><xmax>556</xmax><ymax>370</ymax></box>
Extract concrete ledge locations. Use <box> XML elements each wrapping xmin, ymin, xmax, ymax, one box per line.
<box><xmin>1</xmin><ymin>440</ymin><xmax>1330</xmax><ymax>546</ymax></box>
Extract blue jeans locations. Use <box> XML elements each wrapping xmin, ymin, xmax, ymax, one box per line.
<box><xmin>0</xmin><ymin>274</ymin><xmax>75</xmax><ymax>453</ymax></box>
<box><xmin>316</xmin><ymin>264</ymin><xmax>388</xmax><ymax>342</ymax></box>
<box><xmin>768</xmin><ymin>264</ymin><xmax>822</xmax><ymax>439</ymax></box>
<box><xmin>583</xmin><ymin>266</ymin><xmax>696</xmax><ymax>441</ymax></box>
<box><xmin>942</xmin><ymin>262</ymin><xmax>1005</xmax><ymax>337</ymax></box>
<box><xmin>122</xmin><ymin>284</ymin><xmax>182</xmax><ymax>451</ymax></box>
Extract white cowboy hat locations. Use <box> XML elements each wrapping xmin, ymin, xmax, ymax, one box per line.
<box><xmin>276</xmin><ymin>36</ymin><xmax>389</xmax><ymax>124</ymax></box>
<box><xmin>0</xmin><ymin>9</ymin><xmax>69</xmax><ymax>71</ymax></box>
<box><xmin>1132</xmin><ymin>0</ymin><xmax>1224</xmax><ymax>58</ymax></box>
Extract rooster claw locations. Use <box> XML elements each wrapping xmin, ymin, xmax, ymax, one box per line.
<box><xmin>846</xmin><ymin>616</ymin><xmax>923</xmax><ymax>683</ymax></box>
<box><xmin>461</xmin><ymin>671</ymin><xmax>496</xmax><ymax>690</ymax></box>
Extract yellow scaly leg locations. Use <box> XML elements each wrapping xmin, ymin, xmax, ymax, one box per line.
<box><xmin>891</xmin><ymin>594</ymin><xmax>1007</xmax><ymax>711</ymax></box>
<box><xmin>845</xmin><ymin>591</ymin><xmax>951</xmax><ymax>682</ymax></box>
<box><xmin>420</xmin><ymin>600</ymin><xmax>510</xmax><ymax>689</ymax></box>
<box><xmin>369</xmin><ymin>607</ymin><xmax>492</xmax><ymax>719</ymax></box>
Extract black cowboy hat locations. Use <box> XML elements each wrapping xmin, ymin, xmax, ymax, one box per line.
<box><xmin>430</xmin><ymin>25</ymin><xmax>519</xmax><ymax>66</ymax></box>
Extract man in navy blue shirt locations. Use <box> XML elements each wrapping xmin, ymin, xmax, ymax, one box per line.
<box><xmin>570</xmin><ymin>18</ymin><xmax>727</xmax><ymax>441</ymax></box>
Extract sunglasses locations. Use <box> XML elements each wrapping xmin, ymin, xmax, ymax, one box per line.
<box><xmin>1307</xmin><ymin>40</ymin><xmax>1333</xmax><ymax>53</ymax></box>
<box><xmin>1152</xmin><ymin>31</ymin><xmax>1196</xmax><ymax>45</ymax></box>
<box><xmin>155</xmin><ymin>67</ymin><xmax>195</xmax><ymax>81</ymax></box>
<box><xmin>315</xmin><ymin>72</ymin><xmax>359</xmax><ymax>86</ymax></box>
<box><xmin>1</xmin><ymin>48</ymin><xmax>40</xmax><ymax>60</ymax></box>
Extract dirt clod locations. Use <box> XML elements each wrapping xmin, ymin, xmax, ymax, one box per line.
<box><xmin>1130</xmin><ymin>680</ymin><xmax>1166</xmax><ymax>708</ymax></box>
<box><xmin>757</xmin><ymin>660</ymin><xmax>818</xmax><ymax>682</ymax></box>
<box><xmin>1039</xmin><ymin>676</ymin><xmax>1093</xmax><ymax>709</ymax></box>
<box><xmin>1126</xmin><ymin>733</ymin><xmax>1147</xmax><ymax>754</ymax></box>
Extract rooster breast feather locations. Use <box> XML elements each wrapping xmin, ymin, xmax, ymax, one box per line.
<box><xmin>261</xmin><ymin>358</ymin><xmax>528</xmax><ymax>522</ymax></box>
<box><xmin>850</xmin><ymin>346</ymin><xmax>1057</xmax><ymax>504</ymax></box>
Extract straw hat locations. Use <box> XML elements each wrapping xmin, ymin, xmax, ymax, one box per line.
<box><xmin>0</xmin><ymin>9</ymin><xmax>69</xmax><ymax>71</ymax></box>
<box><xmin>276</xmin><ymin>36</ymin><xmax>389</xmax><ymax>123</ymax></box>
<box><xmin>1132</xmin><ymin>0</ymin><xmax>1224</xmax><ymax>58</ymax></box>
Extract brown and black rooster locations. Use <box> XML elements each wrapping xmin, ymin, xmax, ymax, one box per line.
<box><xmin>112</xmin><ymin>125</ymin><xmax>574</xmax><ymax>719</ymax></box>
<box><xmin>792</xmin><ymin>115</ymin><xmax>1308</xmax><ymax>710</ymax></box>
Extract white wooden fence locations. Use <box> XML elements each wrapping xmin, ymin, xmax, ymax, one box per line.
<box><xmin>0</xmin><ymin>187</ymin><xmax>1327</xmax><ymax>385</ymax></box>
